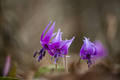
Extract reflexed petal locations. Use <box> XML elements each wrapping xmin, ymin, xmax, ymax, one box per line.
<box><xmin>52</xmin><ymin>32</ymin><xmax>57</xmax><ymax>38</ymax></box>
<box><xmin>43</xmin><ymin>22</ymin><xmax>55</xmax><ymax>43</ymax></box>
<box><xmin>65</xmin><ymin>36</ymin><xmax>75</xmax><ymax>48</ymax></box>
<box><xmin>52</xmin><ymin>28</ymin><xmax>62</xmax><ymax>42</ymax></box>
<box><xmin>60</xmin><ymin>37</ymin><xmax>75</xmax><ymax>55</ymax></box>
<box><xmin>41</xmin><ymin>21</ymin><xmax>52</xmax><ymax>41</ymax></box>
<box><xmin>61</xmin><ymin>37</ymin><xmax>75</xmax><ymax>49</ymax></box>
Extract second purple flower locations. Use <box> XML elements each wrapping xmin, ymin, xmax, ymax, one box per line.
<box><xmin>80</xmin><ymin>37</ymin><xmax>107</xmax><ymax>67</ymax></box>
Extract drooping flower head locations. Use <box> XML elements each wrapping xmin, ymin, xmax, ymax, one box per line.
<box><xmin>33</xmin><ymin>21</ymin><xmax>55</xmax><ymax>61</ymax></box>
<box><xmin>33</xmin><ymin>21</ymin><xmax>75</xmax><ymax>63</ymax></box>
<box><xmin>40</xmin><ymin>21</ymin><xmax>55</xmax><ymax>49</ymax></box>
<box><xmin>49</xmin><ymin>29</ymin><xmax>75</xmax><ymax>63</ymax></box>
<box><xmin>80</xmin><ymin>37</ymin><xmax>107</xmax><ymax>67</ymax></box>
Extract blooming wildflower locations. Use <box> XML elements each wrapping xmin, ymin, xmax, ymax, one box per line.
<box><xmin>80</xmin><ymin>37</ymin><xmax>107</xmax><ymax>67</ymax></box>
<box><xmin>3</xmin><ymin>55</ymin><xmax>11</xmax><ymax>76</ymax></box>
<box><xmin>49</xmin><ymin>29</ymin><xmax>75</xmax><ymax>63</ymax></box>
<box><xmin>33</xmin><ymin>21</ymin><xmax>55</xmax><ymax>61</ymax></box>
<box><xmin>34</xmin><ymin>21</ymin><xmax>75</xmax><ymax>63</ymax></box>
<box><xmin>94</xmin><ymin>41</ymin><xmax>107</xmax><ymax>59</ymax></box>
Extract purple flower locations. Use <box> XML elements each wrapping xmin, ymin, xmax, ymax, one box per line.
<box><xmin>49</xmin><ymin>29</ymin><xmax>75</xmax><ymax>63</ymax></box>
<box><xmin>80</xmin><ymin>37</ymin><xmax>107</xmax><ymax>67</ymax></box>
<box><xmin>33</xmin><ymin>21</ymin><xmax>75</xmax><ymax>63</ymax></box>
<box><xmin>34</xmin><ymin>21</ymin><xmax>55</xmax><ymax>61</ymax></box>
<box><xmin>3</xmin><ymin>55</ymin><xmax>11</xmax><ymax>76</ymax></box>
<box><xmin>94</xmin><ymin>41</ymin><xmax>107</xmax><ymax>60</ymax></box>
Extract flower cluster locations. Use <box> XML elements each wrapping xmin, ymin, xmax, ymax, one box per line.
<box><xmin>34</xmin><ymin>21</ymin><xmax>107</xmax><ymax>67</ymax></box>
<box><xmin>80</xmin><ymin>37</ymin><xmax>107</xmax><ymax>67</ymax></box>
<box><xmin>33</xmin><ymin>21</ymin><xmax>75</xmax><ymax>63</ymax></box>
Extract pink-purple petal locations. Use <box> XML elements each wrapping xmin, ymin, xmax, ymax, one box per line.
<box><xmin>93</xmin><ymin>41</ymin><xmax>107</xmax><ymax>60</ymax></box>
<box><xmin>41</xmin><ymin>21</ymin><xmax>52</xmax><ymax>41</ymax></box>
<box><xmin>80</xmin><ymin>37</ymin><xmax>107</xmax><ymax>67</ymax></box>
<box><xmin>52</xmin><ymin>29</ymin><xmax>62</xmax><ymax>42</ymax></box>
<box><xmin>43</xmin><ymin>22</ymin><xmax>55</xmax><ymax>43</ymax></box>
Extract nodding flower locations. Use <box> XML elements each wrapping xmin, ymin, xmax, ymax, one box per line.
<box><xmin>49</xmin><ymin>29</ymin><xmax>75</xmax><ymax>64</ymax></box>
<box><xmin>33</xmin><ymin>21</ymin><xmax>55</xmax><ymax>62</ymax></box>
<box><xmin>33</xmin><ymin>21</ymin><xmax>75</xmax><ymax>63</ymax></box>
<box><xmin>80</xmin><ymin>37</ymin><xmax>107</xmax><ymax>67</ymax></box>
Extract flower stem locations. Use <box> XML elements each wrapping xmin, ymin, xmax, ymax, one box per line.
<box><xmin>63</xmin><ymin>55</ymin><xmax>68</xmax><ymax>72</ymax></box>
<box><xmin>55</xmin><ymin>63</ymin><xmax>57</xmax><ymax>72</ymax></box>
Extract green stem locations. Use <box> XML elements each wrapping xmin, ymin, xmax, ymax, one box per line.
<box><xmin>55</xmin><ymin>63</ymin><xmax>57</xmax><ymax>72</ymax></box>
<box><xmin>63</xmin><ymin>55</ymin><xmax>68</xmax><ymax>72</ymax></box>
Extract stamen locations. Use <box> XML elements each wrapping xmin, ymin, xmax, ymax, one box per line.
<box><xmin>54</xmin><ymin>58</ymin><xmax>58</xmax><ymax>64</ymax></box>
<box><xmin>87</xmin><ymin>59</ymin><xmax>92</xmax><ymax>67</ymax></box>
<box><xmin>86</xmin><ymin>54</ymin><xmax>91</xmax><ymax>59</ymax></box>
<box><xmin>54</xmin><ymin>54</ymin><xmax>57</xmax><ymax>58</ymax></box>
<box><xmin>51</xmin><ymin>56</ymin><xmax>54</xmax><ymax>60</ymax></box>
<box><xmin>38</xmin><ymin>54</ymin><xmax>42</xmax><ymax>62</ymax></box>
<box><xmin>39</xmin><ymin>48</ymin><xmax>44</xmax><ymax>54</ymax></box>
<box><xmin>43</xmin><ymin>51</ymin><xmax>46</xmax><ymax>56</ymax></box>
<box><xmin>33</xmin><ymin>51</ymin><xmax>37</xmax><ymax>57</ymax></box>
<box><xmin>44</xmin><ymin>44</ymin><xmax>49</xmax><ymax>49</ymax></box>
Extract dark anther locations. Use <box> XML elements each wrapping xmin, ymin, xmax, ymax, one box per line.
<box><xmin>33</xmin><ymin>51</ymin><xmax>37</xmax><ymax>57</ymax></box>
<box><xmin>56</xmin><ymin>49</ymin><xmax>60</xmax><ymax>53</ymax></box>
<box><xmin>86</xmin><ymin>54</ymin><xmax>91</xmax><ymax>59</ymax></box>
<box><xmin>54</xmin><ymin>54</ymin><xmax>57</xmax><ymax>58</ymax></box>
<box><xmin>38</xmin><ymin>54</ymin><xmax>42</xmax><ymax>62</ymax></box>
<box><xmin>87</xmin><ymin>59</ymin><xmax>92</xmax><ymax>67</ymax></box>
<box><xmin>44</xmin><ymin>44</ymin><xmax>49</xmax><ymax>49</ymax></box>
<box><xmin>43</xmin><ymin>51</ymin><xmax>46</xmax><ymax>56</ymax></box>
<box><xmin>40</xmin><ymin>48</ymin><xmax>44</xmax><ymax>54</ymax></box>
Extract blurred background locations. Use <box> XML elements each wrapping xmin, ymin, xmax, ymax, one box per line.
<box><xmin>0</xmin><ymin>0</ymin><xmax>120</xmax><ymax>80</ymax></box>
